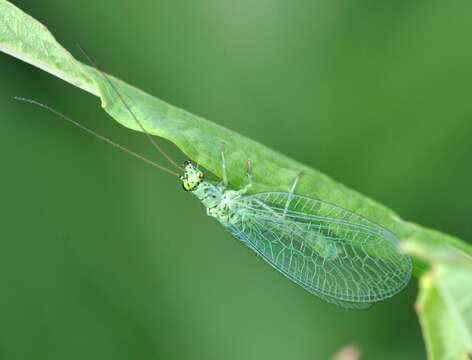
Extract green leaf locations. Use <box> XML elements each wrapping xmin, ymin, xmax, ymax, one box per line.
<box><xmin>0</xmin><ymin>0</ymin><xmax>96</xmax><ymax>96</ymax></box>
<box><xmin>0</xmin><ymin>0</ymin><xmax>470</xmax><ymax>279</ymax></box>
<box><xmin>416</xmin><ymin>256</ymin><xmax>472</xmax><ymax>360</ymax></box>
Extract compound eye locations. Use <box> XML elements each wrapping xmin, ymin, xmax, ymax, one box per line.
<box><xmin>198</xmin><ymin>172</ymin><xmax>204</xmax><ymax>179</ymax></box>
<box><xmin>183</xmin><ymin>160</ymin><xmax>192</xmax><ymax>166</ymax></box>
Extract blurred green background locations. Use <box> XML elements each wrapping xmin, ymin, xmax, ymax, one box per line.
<box><xmin>1</xmin><ymin>1</ymin><xmax>471</xmax><ymax>359</ymax></box>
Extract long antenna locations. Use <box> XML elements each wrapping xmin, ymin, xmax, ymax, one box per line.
<box><xmin>15</xmin><ymin>97</ymin><xmax>180</xmax><ymax>177</ymax></box>
<box><xmin>77</xmin><ymin>45</ymin><xmax>182</xmax><ymax>171</ymax></box>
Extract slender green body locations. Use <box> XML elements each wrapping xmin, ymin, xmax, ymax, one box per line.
<box><xmin>181</xmin><ymin>162</ymin><xmax>412</xmax><ymax>309</ymax></box>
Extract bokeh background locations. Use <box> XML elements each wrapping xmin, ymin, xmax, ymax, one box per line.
<box><xmin>1</xmin><ymin>1</ymin><xmax>471</xmax><ymax>359</ymax></box>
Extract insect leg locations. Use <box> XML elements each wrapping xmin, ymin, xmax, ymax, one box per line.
<box><xmin>220</xmin><ymin>142</ymin><xmax>228</xmax><ymax>188</ymax></box>
<box><xmin>240</xmin><ymin>159</ymin><xmax>253</xmax><ymax>194</ymax></box>
<box><xmin>283</xmin><ymin>171</ymin><xmax>304</xmax><ymax>216</ymax></box>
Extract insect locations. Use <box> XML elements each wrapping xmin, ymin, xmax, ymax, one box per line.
<box><xmin>16</xmin><ymin>50</ymin><xmax>412</xmax><ymax>309</ymax></box>
<box><xmin>180</xmin><ymin>156</ymin><xmax>412</xmax><ymax>310</ymax></box>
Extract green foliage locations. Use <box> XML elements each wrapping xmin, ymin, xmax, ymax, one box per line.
<box><xmin>413</xmin><ymin>242</ymin><xmax>472</xmax><ymax>360</ymax></box>
<box><xmin>1</xmin><ymin>0</ymin><xmax>471</xmax><ymax>357</ymax></box>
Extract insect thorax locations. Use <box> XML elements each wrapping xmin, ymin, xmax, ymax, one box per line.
<box><xmin>192</xmin><ymin>181</ymin><xmax>244</xmax><ymax>224</ymax></box>
<box><xmin>192</xmin><ymin>181</ymin><xmax>222</xmax><ymax>208</ymax></box>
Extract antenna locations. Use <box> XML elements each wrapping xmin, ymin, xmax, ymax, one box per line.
<box><xmin>77</xmin><ymin>45</ymin><xmax>182</xmax><ymax>171</ymax></box>
<box><xmin>15</xmin><ymin>97</ymin><xmax>180</xmax><ymax>177</ymax></box>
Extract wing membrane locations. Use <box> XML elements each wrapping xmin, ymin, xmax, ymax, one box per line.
<box><xmin>221</xmin><ymin>192</ymin><xmax>412</xmax><ymax>309</ymax></box>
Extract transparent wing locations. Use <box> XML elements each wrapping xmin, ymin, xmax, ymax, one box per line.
<box><xmin>221</xmin><ymin>192</ymin><xmax>412</xmax><ymax>309</ymax></box>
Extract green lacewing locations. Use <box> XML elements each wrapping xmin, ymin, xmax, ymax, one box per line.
<box><xmin>16</xmin><ymin>48</ymin><xmax>412</xmax><ymax>309</ymax></box>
